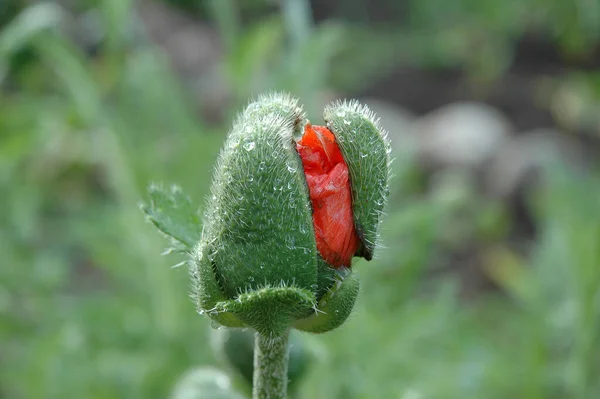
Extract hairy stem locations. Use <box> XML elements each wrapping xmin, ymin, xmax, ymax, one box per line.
<box><xmin>253</xmin><ymin>331</ymin><xmax>290</xmax><ymax>399</ymax></box>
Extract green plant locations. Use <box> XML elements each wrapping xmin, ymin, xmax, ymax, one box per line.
<box><xmin>142</xmin><ymin>93</ymin><xmax>391</xmax><ymax>398</ymax></box>
<box><xmin>3</xmin><ymin>1</ymin><xmax>600</xmax><ymax>398</ymax></box>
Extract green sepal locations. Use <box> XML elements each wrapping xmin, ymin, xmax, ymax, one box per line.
<box><xmin>315</xmin><ymin>256</ymin><xmax>337</xmax><ymax>301</ymax></box>
<box><xmin>140</xmin><ymin>183</ymin><xmax>202</xmax><ymax>253</ymax></box>
<box><xmin>202</xmin><ymin>93</ymin><xmax>319</xmax><ymax>298</ymax></box>
<box><xmin>214</xmin><ymin>285</ymin><xmax>316</xmax><ymax>338</ymax></box>
<box><xmin>191</xmin><ymin>243</ymin><xmax>245</xmax><ymax>328</ymax></box>
<box><xmin>324</xmin><ymin>101</ymin><xmax>391</xmax><ymax>260</ymax></box>
<box><xmin>294</xmin><ymin>269</ymin><xmax>360</xmax><ymax>334</ymax></box>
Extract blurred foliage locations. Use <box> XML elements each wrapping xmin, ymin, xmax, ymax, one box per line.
<box><xmin>1</xmin><ymin>0</ymin><xmax>599</xmax><ymax>398</ymax></box>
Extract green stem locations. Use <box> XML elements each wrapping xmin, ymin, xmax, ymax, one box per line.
<box><xmin>253</xmin><ymin>331</ymin><xmax>290</xmax><ymax>399</ymax></box>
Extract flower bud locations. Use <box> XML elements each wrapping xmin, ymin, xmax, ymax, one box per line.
<box><xmin>191</xmin><ymin>93</ymin><xmax>390</xmax><ymax>337</ymax></box>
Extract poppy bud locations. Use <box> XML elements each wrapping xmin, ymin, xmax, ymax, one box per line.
<box><xmin>191</xmin><ymin>93</ymin><xmax>390</xmax><ymax>337</ymax></box>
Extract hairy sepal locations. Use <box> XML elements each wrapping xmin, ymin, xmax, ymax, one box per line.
<box><xmin>191</xmin><ymin>242</ymin><xmax>245</xmax><ymax>327</ymax></box>
<box><xmin>202</xmin><ymin>93</ymin><xmax>319</xmax><ymax>298</ymax></box>
<box><xmin>324</xmin><ymin>101</ymin><xmax>392</xmax><ymax>260</ymax></box>
<box><xmin>294</xmin><ymin>269</ymin><xmax>359</xmax><ymax>334</ymax></box>
<box><xmin>214</xmin><ymin>285</ymin><xmax>316</xmax><ymax>338</ymax></box>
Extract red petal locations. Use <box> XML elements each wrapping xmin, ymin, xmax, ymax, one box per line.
<box><xmin>296</xmin><ymin>123</ymin><xmax>360</xmax><ymax>267</ymax></box>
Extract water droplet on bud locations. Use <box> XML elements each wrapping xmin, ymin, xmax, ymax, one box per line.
<box><xmin>286</xmin><ymin>162</ymin><xmax>297</xmax><ymax>173</ymax></box>
<box><xmin>246</xmin><ymin>103</ymin><xmax>259</xmax><ymax>113</ymax></box>
<box><xmin>244</xmin><ymin>141</ymin><xmax>255</xmax><ymax>151</ymax></box>
<box><xmin>285</xmin><ymin>234</ymin><xmax>296</xmax><ymax>249</ymax></box>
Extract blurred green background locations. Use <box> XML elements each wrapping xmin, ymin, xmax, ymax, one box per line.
<box><xmin>1</xmin><ymin>0</ymin><xmax>600</xmax><ymax>398</ymax></box>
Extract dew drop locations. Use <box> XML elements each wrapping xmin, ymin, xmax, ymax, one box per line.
<box><xmin>343</xmin><ymin>119</ymin><xmax>351</xmax><ymax>125</ymax></box>
<box><xmin>360</xmin><ymin>153</ymin><xmax>368</xmax><ymax>158</ymax></box>
<box><xmin>336</xmin><ymin>109</ymin><xmax>346</xmax><ymax>117</ymax></box>
<box><xmin>210</xmin><ymin>320</ymin><xmax>222</xmax><ymax>330</ymax></box>
<box><xmin>229</xmin><ymin>139</ymin><xmax>240</xmax><ymax>149</ymax></box>
<box><xmin>286</xmin><ymin>162</ymin><xmax>297</xmax><ymax>173</ymax></box>
<box><xmin>249</xmin><ymin>276</ymin><xmax>255</xmax><ymax>282</ymax></box>
<box><xmin>285</xmin><ymin>234</ymin><xmax>296</xmax><ymax>249</ymax></box>
<box><xmin>246</xmin><ymin>103</ymin><xmax>260</xmax><ymax>113</ymax></box>
<box><xmin>258</xmin><ymin>161</ymin><xmax>266</xmax><ymax>171</ymax></box>
<box><xmin>244</xmin><ymin>141</ymin><xmax>256</xmax><ymax>151</ymax></box>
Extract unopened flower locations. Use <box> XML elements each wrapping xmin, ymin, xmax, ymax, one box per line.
<box><xmin>191</xmin><ymin>93</ymin><xmax>391</xmax><ymax>337</ymax></box>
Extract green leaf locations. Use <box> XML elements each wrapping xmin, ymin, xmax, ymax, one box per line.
<box><xmin>0</xmin><ymin>3</ymin><xmax>63</xmax><ymax>82</ymax></box>
<box><xmin>0</xmin><ymin>3</ymin><xmax>62</xmax><ymax>57</ymax></box>
<box><xmin>140</xmin><ymin>183</ymin><xmax>202</xmax><ymax>251</ymax></box>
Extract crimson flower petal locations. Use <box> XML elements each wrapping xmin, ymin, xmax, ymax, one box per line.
<box><xmin>296</xmin><ymin>123</ymin><xmax>360</xmax><ymax>267</ymax></box>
